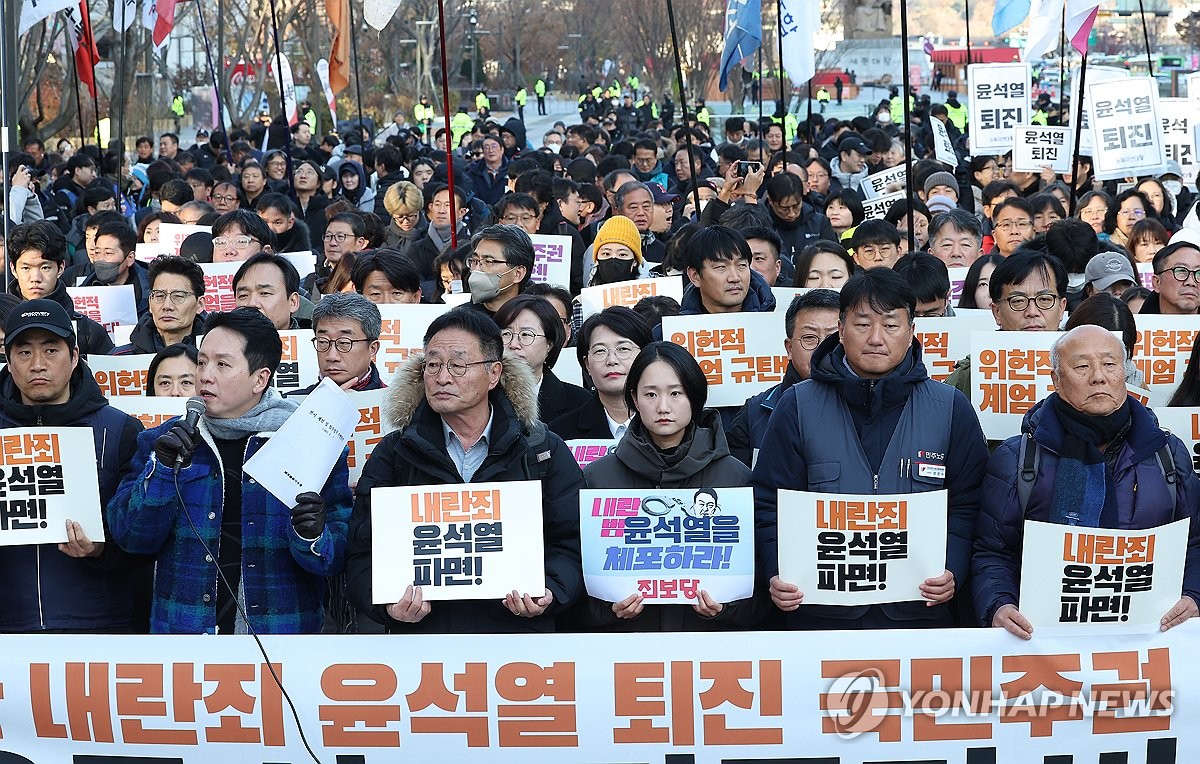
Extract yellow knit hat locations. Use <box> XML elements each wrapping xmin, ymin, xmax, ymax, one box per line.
<box><xmin>593</xmin><ymin>215</ymin><xmax>643</xmax><ymax>264</ymax></box>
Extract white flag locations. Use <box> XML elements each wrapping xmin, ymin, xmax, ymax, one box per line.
<box><xmin>18</xmin><ymin>0</ymin><xmax>77</xmax><ymax>35</ymax></box>
<box><xmin>779</xmin><ymin>0</ymin><xmax>818</xmax><ymax>84</ymax></box>
<box><xmin>1023</xmin><ymin>0</ymin><xmax>1065</xmax><ymax>61</ymax></box>
<box><xmin>113</xmin><ymin>0</ymin><xmax>136</xmax><ymax>32</ymax></box>
<box><xmin>316</xmin><ymin>58</ymin><xmax>338</xmax><ymax>126</ymax></box>
<box><xmin>362</xmin><ymin>0</ymin><xmax>403</xmax><ymax>31</ymax></box>
<box><xmin>272</xmin><ymin>52</ymin><xmax>299</xmax><ymax>126</ymax></box>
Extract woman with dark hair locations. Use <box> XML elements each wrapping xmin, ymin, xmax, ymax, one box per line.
<box><xmin>884</xmin><ymin>199</ymin><xmax>930</xmax><ymax>252</ymax></box>
<box><xmin>823</xmin><ymin>189</ymin><xmax>865</xmax><ymax>240</ymax></box>
<box><xmin>968</xmin><ymin>155</ymin><xmax>1000</xmax><ymax>213</ymax></box>
<box><xmin>956</xmin><ymin>253</ymin><xmax>1003</xmax><ymax>310</ymax></box>
<box><xmin>432</xmin><ymin>243</ymin><xmax>470</xmax><ymax>303</ymax></box>
<box><xmin>1136</xmin><ymin>177</ymin><xmax>1176</xmax><ymax>229</ymax></box>
<box><xmin>1120</xmin><ymin>285</ymin><xmax>1152</xmax><ymax>314</ymax></box>
<box><xmin>1127</xmin><ymin>217</ymin><xmax>1169</xmax><ymax>264</ymax></box>
<box><xmin>1063</xmin><ymin>293</ymin><xmax>1143</xmax><ymax>387</ymax></box>
<box><xmin>794</xmin><ymin>240</ymin><xmax>856</xmax><ymax>288</ymax></box>
<box><xmin>548</xmin><ymin>306</ymin><xmax>653</xmax><ymax>441</ymax></box>
<box><xmin>494</xmin><ymin>294</ymin><xmax>591</xmax><ymax>424</ymax></box>
<box><xmin>1075</xmin><ymin>189</ymin><xmax>1112</xmax><ymax>235</ymax></box>
<box><xmin>146</xmin><ymin>344</ymin><xmax>199</xmax><ymax>397</ymax></box>
<box><xmin>1103</xmin><ymin>189</ymin><xmax>1153</xmax><ymax>251</ymax></box>
<box><xmin>137</xmin><ymin>210</ymin><xmax>181</xmax><ymax>244</ymax></box>
<box><xmin>1029</xmin><ymin>193</ymin><xmax>1066</xmax><ymax>234</ymax></box>
<box><xmin>579</xmin><ymin>341</ymin><xmax>760</xmax><ymax>631</ymax></box>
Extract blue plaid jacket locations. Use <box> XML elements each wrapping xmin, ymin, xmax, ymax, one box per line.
<box><xmin>108</xmin><ymin>417</ymin><xmax>352</xmax><ymax>634</ymax></box>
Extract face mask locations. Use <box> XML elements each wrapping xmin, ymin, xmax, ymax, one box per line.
<box><xmin>468</xmin><ymin>267</ymin><xmax>516</xmax><ymax>304</ymax></box>
<box><xmin>546</xmin><ymin>143</ymin><xmax>561</xmax><ymax>154</ymax></box>
<box><xmin>91</xmin><ymin>259</ymin><xmax>125</xmax><ymax>284</ymax></box>
<box><xmin>1164</xmin><ymin>180</ymin><xmax>1182</xmax><ymax>197</ymax></box>
<box><xmin>876</xmin><ymin>112</ymin><xmax>892</xmax><ymax>124</ymax></box>
<box><xmin>596</xmin><ymin>258</ymin><xmax>638</xmax><ymax>284</ymax></box>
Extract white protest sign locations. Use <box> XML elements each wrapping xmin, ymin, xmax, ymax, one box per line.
<box><xmin>0</xmin><ymin>428</ymin><xmax>104</xmax><ymax>545</ymax></box>
<box><xmin>861</xmin><ymin>190</ymin><xmax>906</xmax><ymax>220</ymax></box>
<box><xmin>529</xmin><ymin>233</ymin><xmax>572</xmax><ymax>288</ymax></box>
<box><xmin>107</xmin><ymin>395</ymin><xmax>187</xmax><ymax>432</ymax></box>
<box><xmin>244</xmin><ymin>378</ymin><xmax>357</xmax><ymax>506</ymax></box>
<box><xmin>860</xmin><ymin>165</ymin><xmax>907</xmax><ymax>200</ymax></box>
<box><xmin>1011</xmin><ymin>125</ymin><xmax>1073</xmax><ymax>174</ymax></box>
<box><xmin>777</xmin><ymin>490</ymin><xmax>947</xmax><ymax>606</ymax></box>
<box><xmin>157</xmin><ymin>223</ymin><xmax>211</xmax><ymax>256</ymax></box>
<box><xmin>111</xmin><ymin>324</ymin><xmax>135</xmax><ymax>347</ymax></box>
<box><xmin>1071</xmin><ymin>65</ymin><xmax>1129</xmax><ymax>156</ymax></box>
<box><xmin>579</xmin><ymin>277</ymin><xmax>685</xmax><ymax>319</ymax></box>
<box><xmin>947</xmin><ymin>266</ymin><xmax>972</xmax><ymax>302</ymax></box>
<box><xmin>1089</xmin><ymin>77</ymin><xmax>1166</xmax><ymax>181</ymax></box>
<box><xmin>89</xmin><ymin>353</ymin><xmax>154</xmax><ymax>398</ymax></box>
<box><xmin>1159</xmin><ymin>98</ymin><xmax>1197</xmax><ymax>186</ymax></box>
<box><xmin>967</xmin><ymin>62</ymin><xmax>1031</xmax><ymax>151</ymax></box>
<box><xmin>269</xmin><ymin>329</ymin><xmax>320</xmax><ymax>394</ymax></box>
<box><xmin>930</xmin><ymin>117</ymin><xmax>957</xmax><ymax>166</ymax></box>
<box><xmin>1019</xmin><ymin>519</ymin><xmax>1187</xmax><ymax>628</ymax></box>
<box><xmin>376</xmin><ymin>303</ymin><xmax>451</xmax><ymax>378</ymax></box>
<box><xmin>370</xmin><ymin>480</ymin><xmax>546</xmax><ymax>602</ymax></box>
<box><xmin>277</xmin><ymin>252</ymin><xmax>316</xmax><ymax>280</ymax></box>
<box><xmin>1136</xmin><ymin>262</ymin><xmax>1155</xmax><ymax>290</ymax></box>
<box><xmin>915</xmin><ymin>309</ymin><xmax>998</xmax><ymax>382</ymax></box>
<box><xmin>970</xmin><ymin>330</ymin><xmax>1059</xmax><ymax>441</ymax></box>
<box><xmin>1151</xmin><ymin>407</ymin><xmax>1200</xmax><ymax>474</ymax></box>
<box><xmin>1187</xmin><ymin>71</ymin><xmax>1200</xmax><ymax>107</ymax></box>
<box><xmin>1128</xmin><ymin>314</ymin><xmax>1199</xmax><ymax>398</ymax></box>
<box><xmin>579</xmin><ymin>488</ymin><xmax>755</xmax><ymax>604</ymax></box>
<box><xmin>565</xmin><ymin>439</ymin><xmax>618</xmax><ymax>470</ymax></box>
<box><xmin>344</xmin><ymin>387</ymin><xmax>395</xmax><ymax>484</ymax></box>
<box><xmin>134</xmin><ymin>242</ymin><xmax>173</xmax><ymax>264</ymax></box>
<box><xmin>442</xmin><ymin>291</ymin><xmax>472</xmax><ymax>307</ymax></box>
<box><xmin>198</xmin><ymin>262</ymin><xmax>241</xmax><ymax>313</ymax></box>
<box><xmin>551</xmin><ymin>350</ymin><xmax>583</xmax><ymax>387</ymax></box>
<box><xmin>662</xmin><ymin>312</ymin><xmax>787</xmax><ymax>407</ymax></box>
<box><xmin>770</xmin><ymin>286</ymin><xmax>834</xmax><ymax>309</ymax></box>
<box><xmin>67</xmin><ymin>285</ymin><xmax>137</xmax><ymax>335</ymax></box>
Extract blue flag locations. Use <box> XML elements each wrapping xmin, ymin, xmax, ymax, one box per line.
<box><xmin>992</xmin><ymin>0</ymin><xmax>1031</xmax><ymax>35</ymax></box>
<box><xmin>719</xmin><ymin>0</ymin><xmax>762</xmax><ymax>92</ymax></box>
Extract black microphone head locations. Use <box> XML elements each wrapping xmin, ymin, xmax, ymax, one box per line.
<box><xmin>185</xmin><ymin>396</ymin><xmax>207</xmax><ymax>418</ymax></box>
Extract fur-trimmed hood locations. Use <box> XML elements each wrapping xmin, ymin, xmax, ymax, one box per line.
<box><xmin>384</xmin><ymin>350</ymin><xmax>541</xmax><ymax>430</ymax></box>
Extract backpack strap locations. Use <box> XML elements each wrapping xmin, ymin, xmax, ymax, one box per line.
<box><xmin>524</xmin><ymin>420</ymin><xmax>554</xmax><ymax>481</ymax></box>
<box><xmin>1017</xmin><ymin>434</ymin><xmax>1040</xmax><ymax>515</ymax></box>
<box><xmin>1155</xmin><ymin>442</ymin><xmax>1178</xmax><ymax>486</ymax></box>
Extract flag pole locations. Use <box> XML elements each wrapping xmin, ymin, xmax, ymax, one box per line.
<box><xmin>347</xmin><ymin>0</ymin><xmax>366</xmax><ymax>141</ymax></box>
<box><xmin>899</xmin><ymin>0</ymin><xmax>915</xmax><ymax>251</ymax></box>
<box><xmin>756</xmin><ymin>46</ymin><xmax>764</xmax><ymax>141</ymax></box>
<box><xmin>117</xmin><ymin>0</ymin><xmax>127</xmax><ymax>155</ymax></box>
<box><xmin>266</xmin><ymin>0</ymin><xmax>295</xmax><ymax>194</ymax></box>
<box><xmin>194</xmin><ymin>0</ymin><xmax>227</xmax><ymax>154</ymax></box>
<box><xmin>66</xmin><ymin>16</ymin><xmax>87</xmax><ymax>147</ymax></box>
<box><xmin>1068</xmin><ymin>51</ymin><xmax>1087</xmax><ymax>217</ymax></box>
<box><xmin>80</xmin><ymin>0</ymin><xmax>100</xmax><ymax>146</ymax></box>
<box><xmin>1057</xmin><ymin>4</ymin><xmax>1066</xmax><ymax>120</ymax></box>
<box><xmin>1</xmin><ymin>0</ymin><xmax>18</xmax><ymax>289</ymax></box>
<box><xmin>1136</xmin><ymin>0</ymin><xmax>1152</xmax><ymax>77</ymax></box>
<box><xmin>964</xmin><ymin>0</ymin><xmax>972</xmax><ymax>67</ymax></box>
<box><xmin>435</xmin><ymin>0</ymin><xmax>458</xmax><ymax>250</ymax></box>
<box><xmin>775</xmin><ymin>0</ymin><xmax>787</xmax><ymax>128</ymax></box>
<box><xmin>666</xmin><ymin>0</ymin><xmax>702</xmax><ymax>218</ymax></box>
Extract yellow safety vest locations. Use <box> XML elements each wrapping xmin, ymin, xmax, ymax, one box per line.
<box><xmin>695</xmin><ymin>107</ymin><xmax>710</xmax><ymax>125</ymax></box>
<box><xmin>945</xmin><ymin>102</ymin><xmax>968</xmax><ymax>131</ymax></box>
<box><xmin>475</xmin><ymin>93</ymin><xmax>490</xmax><ymax>111</ymax></box>
<box><xmin>451</xmin><ymin>112</ymin><xmax>474</xmax><ymax>144</ymax></box>
<box><xmin>535</xmin><ymin>80</ymin><xmax>546</xmax><ymax>96</ymax></box>
<box><xmin>515</xmin><ymin>88</ymin><xmax>527</xmax><ymax>106</ymax></box>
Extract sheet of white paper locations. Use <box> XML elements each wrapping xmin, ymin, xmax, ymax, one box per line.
<box><xmin>0</xmin><ymin>428</ymin><xmax>104</xmax><ymax>545</ymax></box>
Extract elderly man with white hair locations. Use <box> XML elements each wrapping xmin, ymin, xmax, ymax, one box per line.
<box><xmin>973</xmin><ymin>325</ymin><xmax>1200</xmax><ymax>639</ymax></box>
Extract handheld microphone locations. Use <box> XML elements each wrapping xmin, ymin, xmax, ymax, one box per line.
<box><xmin>178</xmin><ymin>396</ymin><xmax>207</xmax><ymax>467</ymax></box>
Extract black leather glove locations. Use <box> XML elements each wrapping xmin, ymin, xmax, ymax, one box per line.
<box><xmin>154</xmin><ymin>420</ymin><xmax>197</xmax><ymax>469</ymax></box>
<box><xmin>291</xmin><ymin>491</ymin><xmax>326</xmax><ymax>539</ymax></box>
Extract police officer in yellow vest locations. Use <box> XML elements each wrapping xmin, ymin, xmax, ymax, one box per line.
<box><xmin>944</xmin><ymin>90</ymin><xmax>968</xmax><ymax>132</ymax></box>
<box><xmin>515</xmin><ymin>86</ymin><xmax>528</xmax><ymax>123</ymax></box>
<box><xmin>816</xmin><ymin>86</ymin><xmax>830</xmax><ymax>113</ymax></box>
<box><xmin>414</xmin><ymin>96</ymin><xmax>436</xmax><ymax>144</ymax></box>
<box><xmin>475</xmin><ymin>90</ymin><xmax>490</xmax><ymax>118</ymax></box>
<box><xmin>450</xmin><ymin>106</ymin><xmax>474</xmax><ymax>148</ymax></box>
<box><xmin>771</xmin><ymin>112</ymin><xmax>799</xmax><ymax>142</ymax></box>
<box><xmin>889</xmin><ymin>87</ymin><xmax>915</xmax><ymax>124</ymax></box>
<box><xmin>1031</xmin><ymin>92</ymin><xmax>1051</xmax><ymax>126</ymax></box>
<box><xmin>171</xmin><ymin>94</ymin><xmax>185</xmax><ymax>131</ymax></box>
<box><xmin>695</xmin><ymin>100</ymin><xmax>711</xmax><ymax>126</ymax></box>
<box><xmin>535</xmin><ymin>78</ymin><xmax>547</xmax><ymax>115</ymax></box>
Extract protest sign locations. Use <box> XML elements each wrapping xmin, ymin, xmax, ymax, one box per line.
<box><xmin>529</xmin><ymin>233</ymin><xmax>572</xmax><ymax>287</ymax></box>
<box><xmin>343</xmin><ymin>387</ymin><xmax>395</xmax><ymax>484</ymax></box>
<box><xmin>579</xmin><ymin>277</ymin><xmax>684</xmax><ymax>319</ymax></box>
<box><xmin>861</xmin><ymin>190</ymin><xmax>906</xmax><ymax>220</ymax></box>
<box><xmin>1071</xmin><ymin>64</ymin><xmax>1129</xmax><ymax>155</ymax></box>
<box><xmin>0</xmin><ymin>428</ymin><xmax>103</xmax><ymax>545</ymax></box>
<box><xmin>1159</xmin><ymin>98</ymin><xmax>1197</xmax><ymax>186</ymax></box>
<box><xmin>947</xmin><ymin>266</ymin><xmax>971</xmax><ymax>302</ymax></box>
<box><xmin>134</xmin><ymin>242</ymin><xmax>173</xmax><ymax>264</ymax></box>
<box><xmin>971</xmin><ymin>330</ymin><xmax>1059</xmax><ymax>440</ymax></box>
<box><xmin>111</xmin><ymin>324</ymin><xmax>135</xmax><ymax>347</ymax></box>
<box><xmin>277</xmin><ymin>252</ymin><xmax>316</xmax><ymax>280</ymax></box>
<box><xmin>198</xmin><ymin>262</ymin><xmax>241</xmax><ymax>313</ymax></box>
<box><xmin>551</xmin><ymin>350</ymin><xmax>583</xmax><ymax>387</ymax></box>
<box><xmin>1152</xmin><ymin>407</ymin><xmax>1200</xmax><ymax>473</ymax></box>
<box><xmin>663</xmin><ymin>312</ymin><xmax>787</xmax><ymax>407</ymax></box>
<box><xmin>770</xmin><ymin>286</ymin><xmax>827</xmax><ymax>309</ymax></box>
<box><xmin>244</xmin><ymin>378</ymin><xmax>357</xmax><ymax>505</ymax></box>
<box><xmin>565</xmin><ymin>439</ymin><xmax>618</xmax><ymax>470</ymax></box>
<box><xmin>1137</xmin><ymin>261</ymin><xmax>1155</xmax><ymax>290</ymax></box>
<box><xmin>371</xmin><ymin>481</ymin><xmax>545</xmax><ymax>602</ymax></box>
<box><xmin>967</xmin><ymin>62</ymin><xmax>1030</xmax><ymax>151</ymax></box>
<box><xmin>860</xmin><ymin>165</ymin><xmax>907</xmax><ymax>200</ymax></box>
<box><xmin>107</xmin><ymin>395</ymin><xmax>187</xmax><ymax>431</ymax></box>
<box><xmin>1011</xmin><ymin>125</ymin><xmax>1073</xmax><ymax>174</ymax></box>
<box><xmin>1088</xmin><ymin>76</ymin><xmax>1166</xmax><ymax>181</ymax></box>
<box><xmin>915</xmin><ymin>309</ymin><xmax>998</xmax><ymax>382</ymax></box>
<box><xmin>67</xmin><ymin>285</ymin><xmax>137</xmax><ymax>335</ymax></box>
<box><xmin>376</xmin><ymin>303</ymin><xmax>451</xmax><ymax>377</ymax></box>
<box><xmin>578</xmin><ymin>487</ymin><xmax>755</xmax><ymax>604</ymax></box>
<box><xmin>89</xmin><ymin>353</ymin><xmax>154</xmax><ymax>398</ymax></box>
<box><xmin>777</xmin><ymin>490</ymin><xmax>948</xmax><ymax>605</ymax></box>
<box><xmin>157</xmin><ymin>223</ymin><xmax>211</xmax><ymax>256</ymax></box>
<box><xmin>269</xmin><ymin>329</ymin><xmax>320</xmax><ymax>394</ymax></box>
<box><xmin>930</xmin><ymin>116</ymin><xmax>957</xmax><ymax>166</ymax></box>
<box><xmin>1019</xmin><ymin>519</ymin><xmax>1187</xmax><ymax>628</ymax></box>
<box><xmin>1128</xmin><ymin>314</ymin><xmax>1199</xmax><ymax>397</ymax></box>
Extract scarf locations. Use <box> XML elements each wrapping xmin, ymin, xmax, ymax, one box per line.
<box><xmin>428</xmin><ymin>223</ymin><xmax>453</xmax><ymax>254</ymax></box>
<box><xmin>205</xmin><ymin>388</ymin><xmax>298</xmax><ymax>441</ymax></box>
<box><xmin>1048</xmin><ymin>393</ymin><xmax>1130</xmax><ymax>527</ymax></box>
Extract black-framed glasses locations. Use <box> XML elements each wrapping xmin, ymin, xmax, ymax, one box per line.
<box><xmin>501</xmin><ymin>329</ymin><xmax>546</xmax><ymax>347</ymax></box>
<box><xmin>148</xmin><ymin>290</ymin><xmax>197</xmax><ymax>304</ymax></box>
<box><xmin>1158</xmin><ymin>267</ymin><xmax>1200</xmax><ymax>283</ymax></box>
<box><xmin>423</xmin><ymin>358</ymin><xmax>499</xmax><ymax>377</ymax></box>
<box><xmin>467</xmin><ymin>256</ymin><xmax>509</xmax><ymax>270</ymax></box>
<box><xmin>323</xmin><ymin>232</ymin><xmax>356</xmax><ymax>244</ymax></box>
<box><xmin>312</xmin><ymin>336</ymin><xmax>374</xmax><ymax>353</ymax></box>
<box><xmin>1003</xmin><ymin>293</ymin><xmax>1059</xmax><ymax>311</ymax></box>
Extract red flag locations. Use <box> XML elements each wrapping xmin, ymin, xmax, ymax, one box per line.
<box><xmin>326</xmin><ymin>0</ymin><xmax>351</xmax><ymax>95</ymax></box>
<box><xmin>143</xmin><ymin>0</ymin><xmax>177</xmax><ymax>47</ymax></box>
<box><xmin>65</xmin><ymin>1</ymin><xmax>101</xmax><ymax>98</ymax></box>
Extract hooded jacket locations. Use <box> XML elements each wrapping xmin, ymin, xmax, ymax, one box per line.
<box><xmin>500</xmin><ymin>117</ymin><xmax>528</xmax><ymax>157</ymax></box>
<box><xmin>578</xmin><ymin>410</ymin><xmax>763</xmax><ymax>631</ymax></box>
<box><xmin>346</xmin><ymin>352</ymin><xmax>585</xmax><ymax>633</ymax></box>
<box><xmin>0</xmin><ymin>362</ymin><xmax>146</xmax><ymax>632</ymax></box>
<box><xmin>972</xmin><ymin>395</ymin><xmax>1200</xmax><ymax>626</ymax></box>
<box><xmin>768</xmin><ymin>203</ymin><xmax>838</xmax><ymax>264</ymax></box>
<box><xmin>464</xmin><ymin>156</ymin><xmax>510</xmax><ymax>207</ymax></box>
<box><xmin>829</xmin><ymin>156</ymin><xmax>868</xmax><ymax>195</ymax></box>
<box><xmin>336</xmin><ymin>160</ymin><xmax>377</xmax><ymax>213</ymax></box>
<box><xmin>7</xmin><ymin>279</ymin><xmax>115</xmax><ymax>357</ymax></box>
<box><xmin>752</xmin><ymin>336</ymin><xmax>989</xmax><ymax>628</ymax></box>
<box><xmin>679</xmin><ymin>268</ymin><xmax>778</xmax><ymax>315</ymax></box>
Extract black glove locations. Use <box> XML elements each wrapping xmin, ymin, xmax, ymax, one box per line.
<box><xmin>154</xmin><ymin>420</ymin><xmax>197</xmax><ymax>469</ymax></box>
<box><xmin>291</xmin><ymin>491</ymin><xmax>326</xmax><ymax>539</ymax></box>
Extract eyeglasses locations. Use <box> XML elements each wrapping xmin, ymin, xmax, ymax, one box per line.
<box><xmin>148</xmin><ymin>290</ymin><xmax>197</xmax><ymax>304</ymax></box>
<box><xmin>792</xmin><ymin>334</ymin><xmax>826</xmax><ymax>350</ymax></box>
<box><xmin>312</xmin><ymin>336</ymin><xmax>374</xmax><ymax>353</ymax></box>
<box><xmin>1158</xmin><ymin>266</ymin><xmax>1200</xmax><ymax>283</ymax></box>
<box><xmin>774</xmin><ymin>200</ymin><xmax>804</xmax><ymax>215</ymax></box>
<box><xmin>391</xmin><ymin>212</ymin><xmax>420</xmax><ymax>223</ymax></box>
<box><xmin>211</xmin><ymin>235</ymin><xmax>258</xmax><ymax>249</ymax></box>
<box><xmin>1003</xmin><ymin>293</ymin><xmax>1059</xmax><ymax>311</ymax></box>
<box><xmin>501</xmin><ymin>328</ymin><xmax>546</xmax><ymax>346</ymax></box>
<box><xmin>422</xmin><ymin>358</ymin><xmax>497</xmax><ymax>377</ymax></box>
<box><xmin>501</xmin><ymin>213</ymin><xmax>538</xmax><ymax>225</ymax></box>
<box><xmin>994</xmin><ymin>220</ymin><xmax>1033</xmax><ymax>232</ymax></box>
<box><xmin>212</xmin><ymin>194</ymin><xmax>238</xmax><ymax>203</ymax></box>
<box><xmin>323</xmin><ymin>232</ymin><xmax>356</xmax><ymax>243</ymax></box>
<box><xmin>1118</xmin><ymin>208</ymin><xmax>1147</xmax><ymax>219</ymax></box>
<box><xmin>466</xmin><ymin>257</ymin><xmax>509</xmax><ymax>270</ymax></box>
<box><xmin>588</xmin><ymin>344</ymin><xmax>638</xmax><ymax>361</ymax></box>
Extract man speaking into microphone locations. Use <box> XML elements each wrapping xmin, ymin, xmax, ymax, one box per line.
<box><xmin>110</xmin><ymin>308</ymin><xmax>353</xmax><ymax>634</ymax></box>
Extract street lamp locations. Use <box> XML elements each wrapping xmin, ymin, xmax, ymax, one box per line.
<box><xmin>469</xmin><ymin>11</ymin><xmax>478</xmax><ymax>92</ymax></box>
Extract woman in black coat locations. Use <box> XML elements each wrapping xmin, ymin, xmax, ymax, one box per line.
<box><xmin>493</xmin><ymin>295</ymin><xmax>591</xmax><ymax>424</ymax></box>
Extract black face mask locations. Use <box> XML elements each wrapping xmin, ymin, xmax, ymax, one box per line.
<box><xmin>595</xmin><ymin>258</ymin><xmax>637</xmax><ymax>284</ymax></box>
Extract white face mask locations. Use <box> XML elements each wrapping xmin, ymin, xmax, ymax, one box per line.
<box><xmin>1164</xmin><ymin>180</ymin><xmax>1183</xmax><ymax>197</ymax></box>
<box><xmin>876</xmin><ymin>112</ymin><xmax>892</xmax><ymax>124</ymax></box>
<box><xmin>546</xmin><ymin>142</ymin><xmax>561</xmax><ymax>154</ymax></box>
